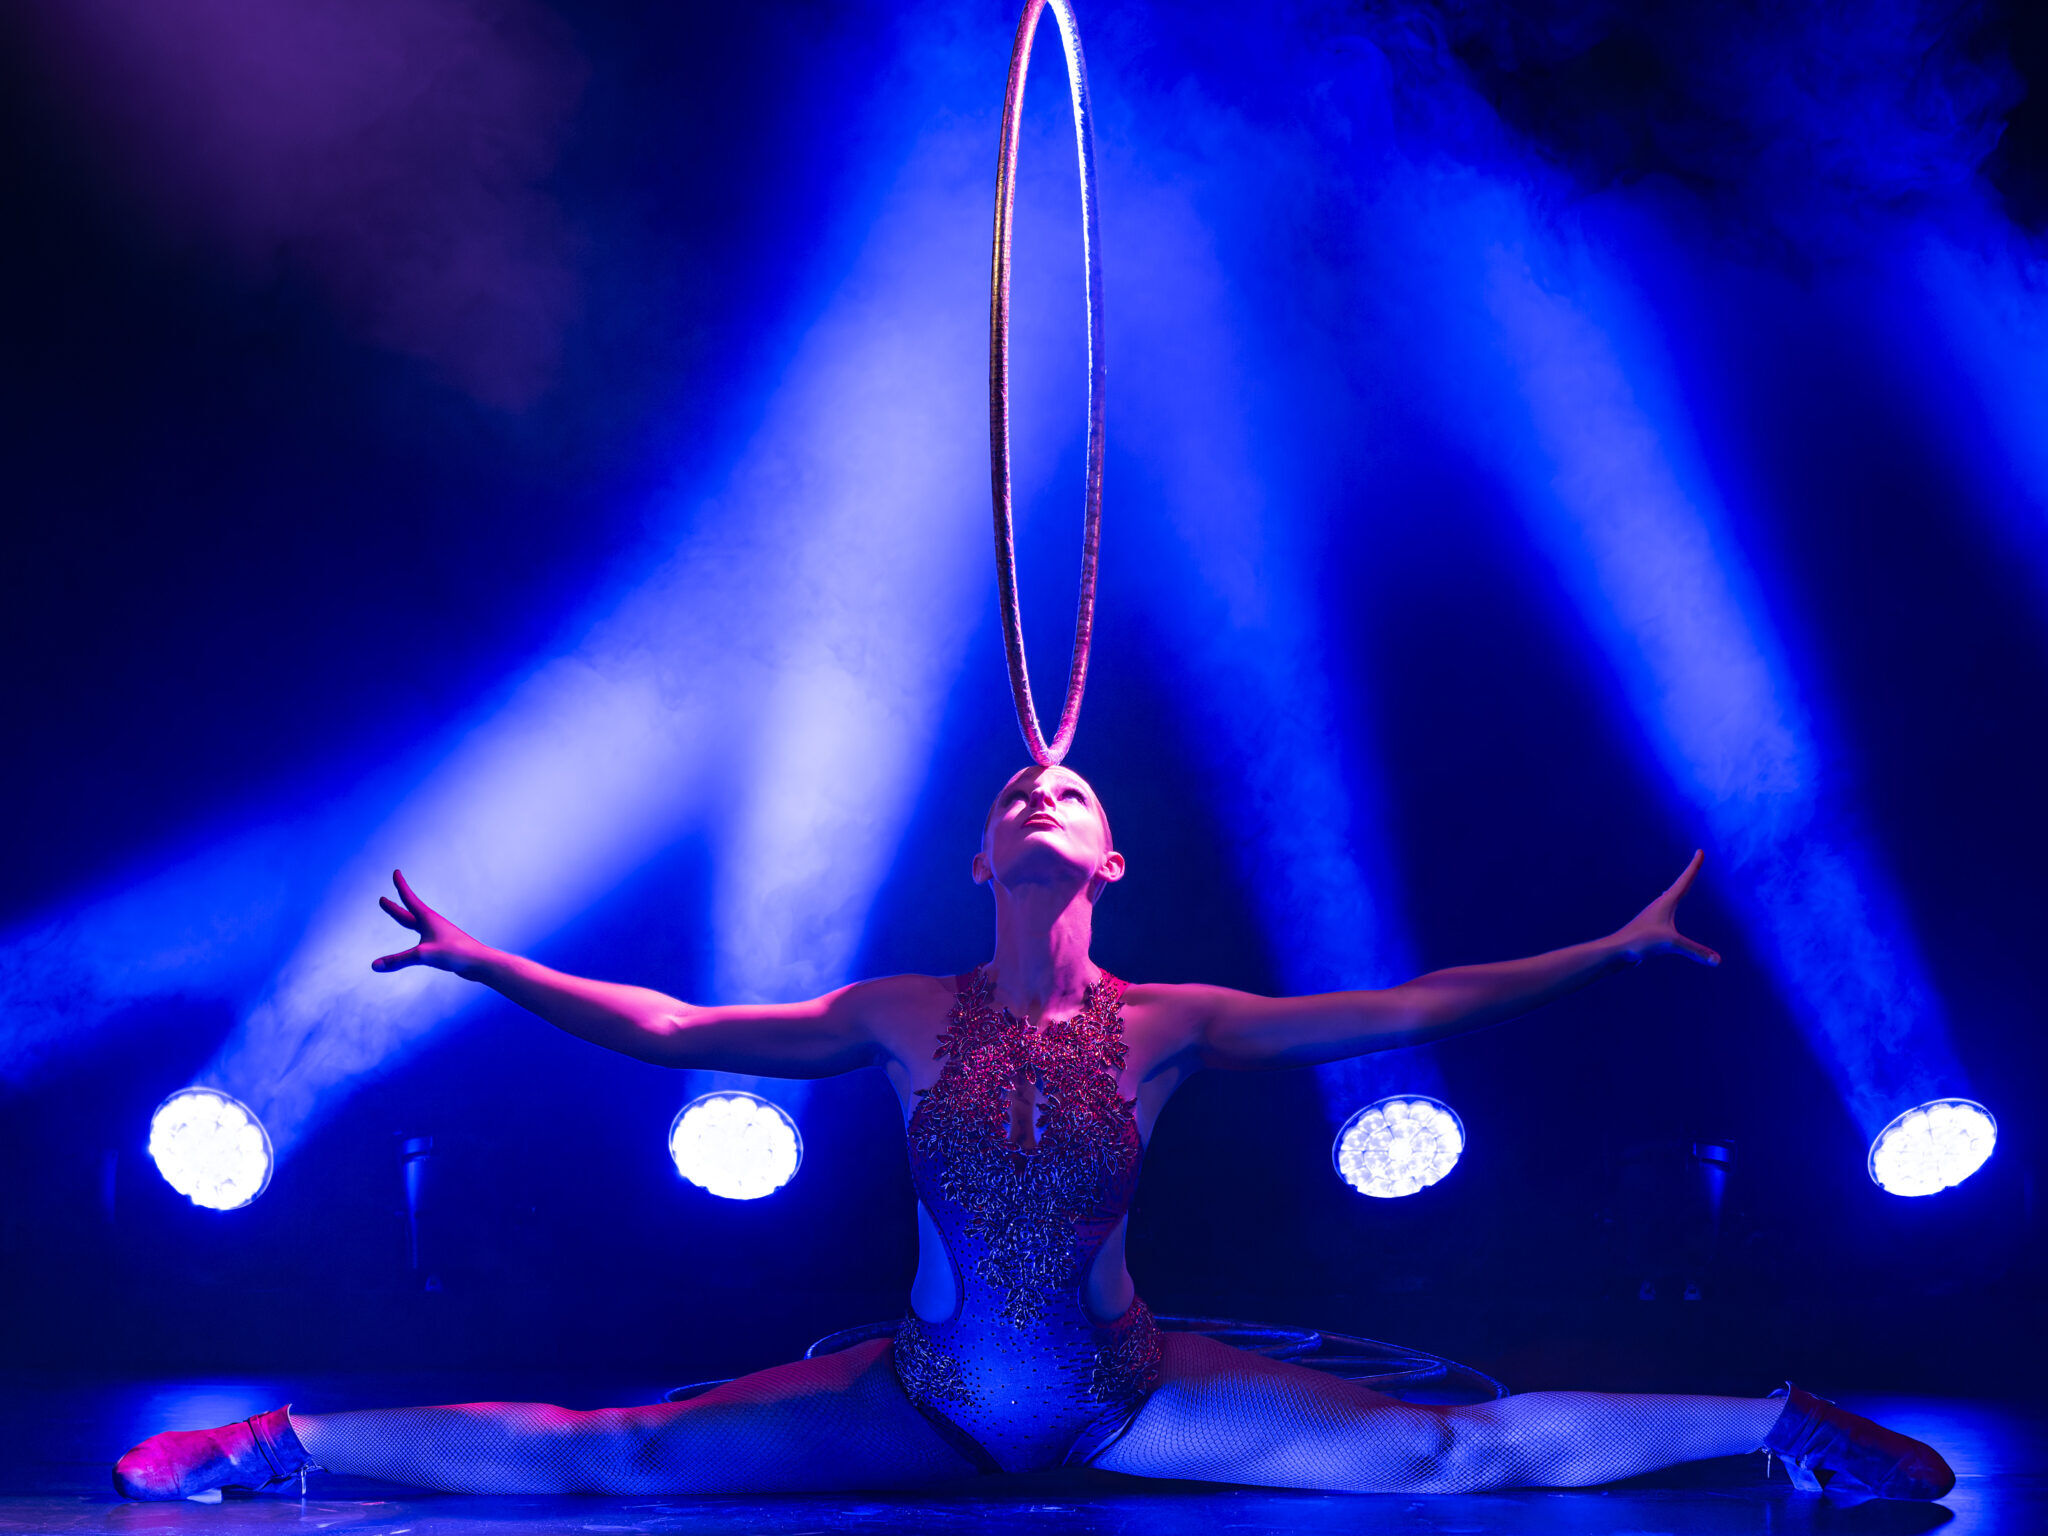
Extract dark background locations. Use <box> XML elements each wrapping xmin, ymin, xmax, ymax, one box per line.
<box><xmin>1</xmin><ymin>0</ymin><xmax>2042</xmax><ymax>1398</ymax></box>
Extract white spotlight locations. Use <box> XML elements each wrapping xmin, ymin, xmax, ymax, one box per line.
<box><xmin>1868</xmin><ymin>1098</ymin><xmax>1996</xmax><ymax>1197</ymax></box>
<box><xmin>147</xmin><ymin>1088</ymin><xmax>274</xmax><ymax>1211</ymax></box>
<box><xmin>668</xmin><ymin>1092</ymin><xmax>803</xmax><ymax>1200</ymax></box>
<box><xmin>1334</xmin><ymin>1095</ymin><xmax>1465</xmax><ymax>1198</ymax></box>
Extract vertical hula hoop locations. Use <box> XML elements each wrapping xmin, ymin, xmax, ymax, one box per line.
<box><xmin>991</xmin><ymin>0</ymin><xmax>1103</xmax><ymax>768</ymax></box>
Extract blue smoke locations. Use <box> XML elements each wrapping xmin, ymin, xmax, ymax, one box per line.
<box><xmin>1092</xmin><ymin>36</ymin><xmax>1424</xmax><ymax>1121</ymax></box>
<box><xmin>1328</xmin><ymin>0</ymin><xmax>1991</xmax><ymax>1132</ymax></box>
<box><xmin>1081</xmin><ymin>0</ymin><xmax>1992</xmax><ymax>1134</ymax></box>
<box><xmin>8</xmin><ymin>0</ymin><xmax>2031</xmax><ymax>1161</ymax></box>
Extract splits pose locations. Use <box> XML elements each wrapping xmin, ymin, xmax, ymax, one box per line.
<box><xmin>115</xmin><ymin>764</ymin><xmax>1954</xmax><ymax>1501</ymax></box>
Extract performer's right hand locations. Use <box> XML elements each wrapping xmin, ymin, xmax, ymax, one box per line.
<box><xmin>371</xmin><ymin>869</ymin><xmax>493</xmax><ymax>977</ymax></box>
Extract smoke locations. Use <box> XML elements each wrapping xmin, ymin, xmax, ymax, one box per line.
<box><xmin>1469</xmin><ymin>214</ymin><xmax>1960</xmax><ymax>1132</ymax></box>
<box><xmin>1097</xmin><ymin>71</ymin><xmax>1425</xmax><ymax>1123</ymax></box>
<box><xmin>1364</xmin><ymin>0</ymin><xmax>2020</xmax><ymax>224</ymax></box>
<box><xmin>0</xmin><ymin>819</ymin><xmax>341</xmax><ymax>1086</ymax></box>
<box><xmin>1113</xmin><ymin>0</ymin><xmax>1984</xmax><ymax>1129</ymax></box>
<box><xmin>12</xmin><ymin>0</ymin><xmax>586</xmax><ymax>407</ymax></box>
<box><xmin>201</xmin><ymin>15</ymin><xmax>1030</xmax><ymax>1150</ymax></box>
<box><xmin>1914</xmin><ymin>225</ymin><xmax>2048</xmax><ymax>633</ymax></box>
<box><xmin>6</xmin><ymin>0</ymin><xmax>2024</xmax><ymax>1151</ymax></box>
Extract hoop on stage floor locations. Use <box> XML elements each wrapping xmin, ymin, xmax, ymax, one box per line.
<box><xmin>991</xmin><ymin>0</ymin><xmax>1103</xmax><ymax>768</ymax></box>
<box><xmin>800</xmin><ymin>1317</ymin><xmax>1507</xmax><ymax>1404</ymax></box>
<box><xmin>664</xmin><ymin>1316</ymin><xmax>1508</xmax><ymax>1406</ymax></box>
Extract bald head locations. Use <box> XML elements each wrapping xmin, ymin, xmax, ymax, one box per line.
<box><xmin>981</xmin><ymin>765</ymin><xmax>1113</xmax><ymax>851</ymax></box>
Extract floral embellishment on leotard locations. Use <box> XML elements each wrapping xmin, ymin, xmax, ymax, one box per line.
<box><xmin>893</xmin><ymin>965</ymin><xmax>1161</xmax><ymax>1470</ymax></box>
<box><xmin>1084</xmin><ymin>1298</ymin><xmax>1162</xmax><ymax>1405</ymax></box>
<box><xmin>909</xmin><ymin>965</ymin><xmax>1142</xmax><ymax>1328</ymax></box>
<box><xmin>891</xmin><ymin>1312</ymin><xmax>972</xmax><ymax>1405</ymax></box>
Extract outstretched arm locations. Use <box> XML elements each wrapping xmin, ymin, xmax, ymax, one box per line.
<box><xmin>371</xmin><ymin>870</ymin><xmax>887</xmax><ymax>1075</ymax></box>
<box><xmin>1186</xmin><ymin>853</ymin><xmax>1720</xmax><ymax>1070</ymax></box>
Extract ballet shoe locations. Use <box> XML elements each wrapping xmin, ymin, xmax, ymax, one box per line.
<box><xmin>1763</xmin><ymin>1383</ymin><xmax>1954</xmax><ymax>1500</ymax></box>
<box><xmin>113</xmin><ymin>1406</ymin><xmax>317</xmax><ymax>1501</ymax></box>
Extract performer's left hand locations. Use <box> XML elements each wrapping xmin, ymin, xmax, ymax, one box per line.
<box><xmin>1613</xmin><ymin>851</ymin><xmax>1721</xmax><ymax>967</ymax></box>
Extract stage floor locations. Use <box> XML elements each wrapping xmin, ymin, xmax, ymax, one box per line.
<box><xmin>2</xmin><ymin>1377</ymin><xmax>2038</xmax><ymax>1535</ymax></box>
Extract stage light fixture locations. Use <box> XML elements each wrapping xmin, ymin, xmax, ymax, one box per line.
<box><xmin>668</xmin><ymin>1092</ymin><xmax>803</xmax><ymax>1200</ymax></box>
<box><xmin>147</xmin><ymin>1088</ymin><xmax>274</xmax><ymax>1210</ymax></box>
<box><xmin>1867</xmin><ymin>1098</ymin><xmax>1996</xmax><ymax>1197</ymax></box>
<box><xmin>1334</xmin><ymin>1095</ymin><xmax>1464</xmax><ymax>1198</ymax></box>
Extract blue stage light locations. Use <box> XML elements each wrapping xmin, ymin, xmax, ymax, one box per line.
<box><xmin>1868</xmin><ymin>1098</ymin><xmax>1996</xmax><ymax>1197</ymax></box>
<box><xmin>668</xmin><ymin>1092</ymin><xmax>803</xmax><ymax>1200</ymax></box>
<box><xmin>1333</xmin><ymin>1095</ymin><xmax>1465</xmax><ymax>1198</ymax></box>
<box><xmin>147</xmin><ymin>1088</ymin><xmax>273</xmax><ymax>1210</ymax></box>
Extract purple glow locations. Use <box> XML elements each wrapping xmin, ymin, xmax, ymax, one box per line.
<box><xmin>17</xmin><ymin>0</ymin><xmax>585</xmax><ymax>407</ymax></box>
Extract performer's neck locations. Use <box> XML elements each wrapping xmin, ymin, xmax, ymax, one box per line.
<box><xmin>988</xmin><ymin>884</ymin><xmax>1097</xmax><ymax>1021</ymax></box>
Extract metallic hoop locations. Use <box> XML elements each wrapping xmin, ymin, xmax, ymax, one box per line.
<box><xmin>990</xmin><ymin>0</ymin><xmax>1103</xmax><ymax>768</ymax></box>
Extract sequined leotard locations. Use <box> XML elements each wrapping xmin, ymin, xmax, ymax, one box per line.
<box><xmin>890</xmin><ymin>965</ymin><xmax>1163</xmax><ymax>1473</ymax></box>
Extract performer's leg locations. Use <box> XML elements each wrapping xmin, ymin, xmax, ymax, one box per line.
<box><xmin>289</xmin><ymin>1340</ymin><xmax>977</xmax><ymax>1494</ymax></box>
<box><xmin>1096</xmin><ymin>1333</ymin><xmax>1786</xmax><ymax>1493</ymax></box>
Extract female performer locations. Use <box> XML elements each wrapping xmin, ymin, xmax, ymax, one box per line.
<box><xmin>114</xmin><ymin>763</ymin><xmax>1953</xmax><ymax>1501</ymax></box>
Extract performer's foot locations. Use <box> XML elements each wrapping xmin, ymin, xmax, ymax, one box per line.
<box><xmin>113</xmin><ymin>1406</ymin><xmax>317</xmax><ymax>1501</ymax></box>
<box><xmin>1764</xmin><ymin>1384</ymin><xmax>1954</xmax><ymax>1500</ymax></box>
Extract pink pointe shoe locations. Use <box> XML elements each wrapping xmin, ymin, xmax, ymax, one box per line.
<box><xmin>1763</xmin><ymin>1384</ymin><xmax>1954</xmax><ymax>1500</ymax></box>
<box><xmin>113</xmin><ymin>1406</ymin><xmax>318</xmax><ymax>1501</ymax></box>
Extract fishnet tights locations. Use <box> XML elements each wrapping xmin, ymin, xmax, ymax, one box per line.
<box><xmin>289</xmin><ymin>1333</ymin><xmax>1786</xmax><ymax>1495</ymax></box>
<box><xmin>1095</xmin><ymin>1333</ymin><xmax>1786</xmax><ymax>1491</ymax></box>
<box><xmin>291</xmin><ymin>1340</ymin><xmax>977</xmax><ymax>1494</ymax></box>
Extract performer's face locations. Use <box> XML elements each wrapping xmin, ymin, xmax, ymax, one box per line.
<box><xmin>975</xmin><ymin>765</ymin><xmax>1123</xmax><ymax>896</ymax></box>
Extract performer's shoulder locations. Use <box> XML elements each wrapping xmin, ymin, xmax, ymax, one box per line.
<box><xmin>1115</xmin><ymin>978</ymin><xmax>1251</xmax><ymax>1025</ymax></box>
<box><xmin>1115</xmin><ymin>978</ymin><xmax>1206</xmax><ymax>1003</ymax></box>
<box><xmin>1104</xmin><ymin>979</ymin><xmax>1219</xmax><ymax>1061</ymax></box>
<box><xmin>837</xmin><ymin>973</ymin><xmax>963</xmax><ymax>1061</ymax></box>
<box><xmin>1108</xmin><ymin>978</ymin><xmax>1211</xmax><ymax>1023</ymax></box>
<box><xmin>839</xmin><ymin>971</ymin><xmax>960</xmax><ymax>1016</ymax></box>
